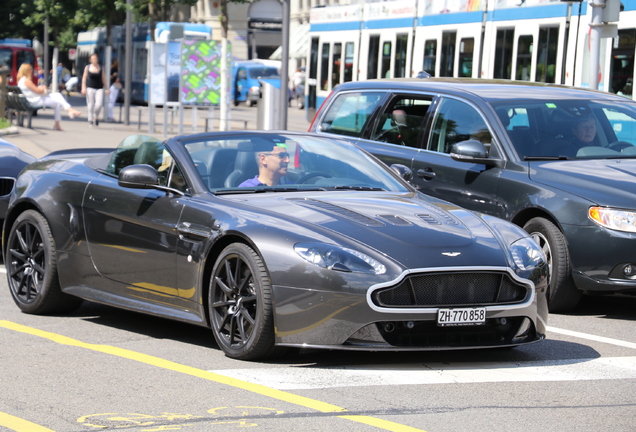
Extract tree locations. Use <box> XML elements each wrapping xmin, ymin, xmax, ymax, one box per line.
<box><xmin>0</xmin><ymin>1</ymin><xmax>37</xmax><ymax>39</ymax></box>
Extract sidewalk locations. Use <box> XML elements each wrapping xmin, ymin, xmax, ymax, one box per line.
<box><xmin>2</xmin><ymin>93</ymin><xmax>311</xmax><ymax>159</ymax></box>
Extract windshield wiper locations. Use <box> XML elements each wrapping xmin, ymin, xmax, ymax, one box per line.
<box><xmin>524</xmin><ymin>156</ymin><xmax>570</xmax><ymax>161</ymax></box>
<box><xmin>329</xmin><ymin>186</ymin><xmax>386</xmax><ymax>191</ymax></box>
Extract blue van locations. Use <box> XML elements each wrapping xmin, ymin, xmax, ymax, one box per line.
<box><xmin>231</xmin><ymin>60</ymin><xmax>280</xmax><ymax>107</ymax></box>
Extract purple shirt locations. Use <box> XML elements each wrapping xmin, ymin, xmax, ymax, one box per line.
<box><xmin>238</xmin><ymin>176</ymin><xmax>288</xmax><ymax>187</ymax></box>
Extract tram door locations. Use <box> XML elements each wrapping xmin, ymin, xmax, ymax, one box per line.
<box><xmin>610</xmin><ymin>29</ymin><xmax>635</xmax><ymax>98</ymax></box>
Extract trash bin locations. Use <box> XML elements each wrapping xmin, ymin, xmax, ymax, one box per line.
<box><xmin>257</xmin><ymin>79</ymin><xmax>281</xmax><ymax>130</ymax></box>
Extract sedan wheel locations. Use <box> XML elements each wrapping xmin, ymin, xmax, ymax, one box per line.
<box><xmin>524</xmin><ymin>217</ymin><xmax>581</xmax><ymax>312</ymax></box>
<box><xmin>209</xmin><ymin>243</ymin><xmax>278</xmax><ymax>360</ymax></box>
<box><xmin>6</xmin><ymin>210</ymin><xmax>81</xmax><ymax>314</ymax></box>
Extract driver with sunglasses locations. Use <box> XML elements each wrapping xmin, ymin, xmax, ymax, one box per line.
<box><xmin>238</xmin><ymin>143</ymin><xmax>291</xmax><ymax>187</ymax></box>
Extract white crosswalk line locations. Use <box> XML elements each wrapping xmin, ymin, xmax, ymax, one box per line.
<box><xmin>548</xmin><ymin>326</ymin><xmax>636</xmax><ymax>350</ymax></box>
<box><xmin>211</xmin><ymin>356</ymin><xmax>636</xmax><ymax>390</ymax></box>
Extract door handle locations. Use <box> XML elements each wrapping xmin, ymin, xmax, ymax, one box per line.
<box><xmin>88</xmin><ymin>195</ymin><xmax>108</xmax><ymax>203</ymax></box>
<box><xmin>417</xmin><ymin>168</ymin><xmax>436</xmax><ymax>180</ymax></box>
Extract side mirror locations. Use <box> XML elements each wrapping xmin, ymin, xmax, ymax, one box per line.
<box><xmin>118</xmin><ymin>164</ymin><xmax>159</xmax><ymax>189</ymax></box>
<box><xmin>390</xmin><ymin>163</ymin><xmax>412</xmax><ymax>181</ymax></box>
<box><xmin>450</xmin><ymin>140</ymin><xmax>502</xmax><ymax>168</ymax></box>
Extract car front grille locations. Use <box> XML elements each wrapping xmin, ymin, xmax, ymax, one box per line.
<box><xmin>372</xmin><ymin>271</ymin><xmax>528</xmax><ymax>308</ymax></box>
<box><xmin>0</xmin><ymin>178</ymin><xmax>15</xmax><ymax>197</ymax></box>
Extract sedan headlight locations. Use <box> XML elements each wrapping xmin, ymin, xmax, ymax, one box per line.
<box><xmin>589</xmin><ymin>207</ymin><xmax>636</xmax><ymax>233</ymax></box>
<box><xmin>294</xmin><ymin>243</ymin><xmax>386</xmax><ymax>274</ymax></box>
<box><xmin>510</xmin><ymin>237</ymin><xmax>547</xmax><ymax>271</ymax></box>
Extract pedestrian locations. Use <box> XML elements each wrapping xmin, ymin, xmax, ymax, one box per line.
<box><xmin>108</xmin><ymin>58</ymin><xmax>121</xmax><ymax>122</ymax></box>
<box><xmin>81</xmin><ymin>53</ymin><xmax>108</xmax><ymax>126</ymax></box>
<box><xmin>16</xmin><ymin>63</ymin><xmax>82</xmax><ymax>131</ymax></box>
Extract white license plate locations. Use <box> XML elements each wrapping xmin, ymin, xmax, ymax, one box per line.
<box><xmin>437</xmin><ymin>307</ymin><xmax>486</xmax><ymax>327</ymax></box>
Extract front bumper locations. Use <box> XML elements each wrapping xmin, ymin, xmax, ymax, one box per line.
<box><xmin>272</xmin><ymin>267</ymin><xmax>548</xmax><ymax>350</ymax></box>
<box><xmin>565</xmin><ymin>224</ymin><xmax>636</xmax><ymax>293</ymax></box>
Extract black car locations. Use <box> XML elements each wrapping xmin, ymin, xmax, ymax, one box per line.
<box><xmin>0</xmin><ymin>138</ymin><xmax>35</xmax><ymax>228</ymax></box>
<box><xmin>4</xmin><ymin>131</ymin><xmax>548</xmax><ymax>360</ymax></box>
<box><xmin>309</xmin><ymin>78</ymin><xmax>636</xmax><ymax>312</ymax></box>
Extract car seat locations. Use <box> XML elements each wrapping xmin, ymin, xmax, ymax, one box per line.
<box><xmin>224</xmin><ymin>141</ymin><xmax>260</xmax><ymax>187</ymax></box>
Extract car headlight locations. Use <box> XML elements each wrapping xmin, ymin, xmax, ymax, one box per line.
<box><xmin>589</xmin><ymin>207</ymin><xmax>636</xmax><ymax>233</ymax></box>
<box><xmin>510</xmin><ymin>237</ymin><xmax>547</xmax><ymax>271</ymax></box>
<box><xmin>294</xmin><ymin>243</ymin><xmax>386</xmax><ymax>274</ymax></box>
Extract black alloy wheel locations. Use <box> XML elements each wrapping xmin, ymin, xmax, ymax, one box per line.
<box><xmin>6</xmin><ymin>210</ymin><xmax>81</xmax><ymax>314</ymax></box>
<box><xmin>209</xmin><ymin>243</ymin><xmax>278</xmax><ymax>360</ymax></box>
<box><xmin>524</xmin><ymin>217</ymin><xmax>582</xmax><ymax>313</ymax></box>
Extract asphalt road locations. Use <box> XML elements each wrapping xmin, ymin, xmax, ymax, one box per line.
<box><xmin>1</xmin><ymin>98</ymin><xmax>636</xmax><ymax>432</ymax></box>
<box><xmin>1</xmin><ymin>267</ymin><xmax>636</xmax><ymax>432</ymax></box>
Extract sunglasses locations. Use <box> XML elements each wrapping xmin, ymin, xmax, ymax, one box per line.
<box><xmin>262</xmin><ymin>152</ymin><xmax>290</xmax><ymax>159</ymax></box>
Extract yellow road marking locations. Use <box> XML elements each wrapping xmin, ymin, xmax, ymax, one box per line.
<box><xmin>0</xmin><ymin>411</ymin><xmax>55</xmax><ymax>432</ymax></box>
<box><xmin>0</xmin><ymin>320</ymin><xmax>427</xmax><ymax>432</ymax></box>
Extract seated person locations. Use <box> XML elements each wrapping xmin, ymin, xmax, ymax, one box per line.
<box><xmin>239</xmin><ymin>143</ymin><xmax>290</xmax><ymax>187</ymax></box>
<box><xmin>570</xmin><ymin>115</ymin><xmax>600</xmax><ymax>148</ymax></box>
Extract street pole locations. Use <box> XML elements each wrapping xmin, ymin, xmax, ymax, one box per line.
<box><xmin>44</xmin><ymin>17</ymin><xmax>49</xmax><ymax>85</ymax></box>
<box><xmin>279</xmin><ymin>0</ymin><xmax>290</xmax><ymax>130</ymax></box>
<box><xmin>588</xmin><ymin>0</ymin><xmax>604</xmax><ymax>90</ymax></box>
<box><xmin>125</xmin><ymin>0</ymin><xmax>133</xmax><ymax>125</ymax></box>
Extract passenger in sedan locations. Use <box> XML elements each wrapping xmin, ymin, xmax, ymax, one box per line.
<box><xmin>239</xmin><ymin>143</ymin><xmax>290</xmax><ymax>187</ymax></box>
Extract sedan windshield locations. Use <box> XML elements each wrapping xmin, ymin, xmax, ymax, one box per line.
<box><xmin>491</xmin><ymin>99</ymin><xmax>636</xmax><ymax>160</ymax></box>
<box><xmin>180</xmin><ymin>133</ymin><xmax>410</xmax><ymax>193</ymax></box>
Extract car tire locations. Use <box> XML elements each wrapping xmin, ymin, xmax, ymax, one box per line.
<box><xmin>246</xmin><ymin>99</ymin><xmax>254</xmax><ymax>107</ymax></box>
<box><xmin>6</xmin><ymin>210</ymin><xmax>82</xmax><ymax>314</ymax></box>
<box><xmin>523</xmin><ymin>217</ymin><xmax>582</xmax><ymax>312</ymax></box>
<box><xmin>209</xmin><ymin>243</ymin><xmax>279</xmax><ymax>360</ymax></box>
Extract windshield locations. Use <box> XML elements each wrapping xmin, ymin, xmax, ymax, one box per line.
<box><xmin>248</xmin><ymin>67</ymin><xmax>279</xmax><ymax>79</ymax></box>
<box><xmin>180</xmin><ymin>133</ymin><xmax>410</xmax><ymax>193</ymax></box>
<box><xmin>491</xmin><ymin>99</ymin><xmax>636</xmax><ymax>160</ymax></box>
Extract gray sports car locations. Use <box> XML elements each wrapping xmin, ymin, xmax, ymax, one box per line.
<box><xmin>4</xmin><ymin>131</ymin><xmax>548</xmax><ymax>360</ymax></box>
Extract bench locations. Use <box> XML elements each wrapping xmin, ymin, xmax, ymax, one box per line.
<box><xmin>4</xmin><ymin>86</ymin><xmax>37</xmax><ymax>128</ymax></box>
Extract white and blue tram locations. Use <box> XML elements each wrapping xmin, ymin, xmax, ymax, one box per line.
<box><xmin>306</xmin><ymin>0</ymin><xmax>635</xmax><ymax>115</ymax></box>
<box><xmin>76</xmin><ymin>22</ymin><xmax>213</xmax><ymax>104</ymax></box>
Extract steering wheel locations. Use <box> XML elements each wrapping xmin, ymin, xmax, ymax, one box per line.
<box><xmin>296</xmin><ymin>172</ymin><xmax>333</xmax><ymax>184</ymax></box>
<box><xmin>608</xmin><ymin>141</ymin><xmax>633</xmax><ymax>152</ymax></box>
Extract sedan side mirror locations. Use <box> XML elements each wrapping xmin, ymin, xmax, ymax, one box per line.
<box><xmin>118</xmin><ymin>164</ymin><xmax>160</xmax><ymax>189</ymax></box>
<box><xmin>390</xmin><ymin>163</ymin><xmax>412</xmax><ymax>181</ymax></box>
<box><xmin>450</xmin><ymin>140</ymin><xmax>502</xmax><ymax>168</ymax></box>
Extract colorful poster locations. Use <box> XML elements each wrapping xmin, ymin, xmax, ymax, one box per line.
<box><xmin>180</xmin><ymin>40</ymin><xmax>231</xmax><ymax>106</ymax></box>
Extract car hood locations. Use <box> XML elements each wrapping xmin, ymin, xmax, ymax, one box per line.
<box><xmin>529</xmin><ymin>159</ymin><xmax>636</xmax><ymax>207</ymax></box>
<box><xmin>226</xmin><ymin>192</ymin><xmax>512</xmax><ymax>270</ymax></box>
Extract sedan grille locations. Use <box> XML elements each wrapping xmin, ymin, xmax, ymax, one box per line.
<box><xmin>372</xmin><ymin>271</ymin><xmax>528</xmax><ymax>307</ymax></box>
<box><xmin>0</xmin><ymin>178</ymin><xmax>15</xmax><ymax>197</ymax></box>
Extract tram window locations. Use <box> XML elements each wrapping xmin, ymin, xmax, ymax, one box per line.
<box><xmin>371</xmin><ymin>97</ymin><xmax>432</xmax><ymax>148</ymax></box>
<box><xmin>320</xmin><ymin>43</ymin><xmax>330</xmax><ymax>91</ymax></box>
<box><xmin>610</xmin><ymin>29</ymin><xmax>635</xmax><ymax>97</ymax></box>
<box><xmin>368</xmin><ymin>35</ymin><xmax>380</xmax><ymax>79</ymax></box>
<box><xmin>423</xmin><ymin>40</ymin><xmax>437</xmax><ymax>76</ymax></box>
<box><xmin>516</xmin><ymin>35</ymin><xmax>533</xmax><ymax>81</ymax></box>
<box><xmin>320</xmin><ymin>92</ymin><xmax>384</xmax><ymax>137</ymax></box>
<box><xmin>535</xmin><ymin>26</ymin><xmax>559</xmax><ymax>83</ymax></box>
<box><xmin>331</xmin><ymin>43</ymin><xmax>342</xmax><ymax>89</ymax></box>
<box><xmin>134</xmin><ymin>47</ymin><xmax>148</xmax><ymax>81</ymax></box>
<box><xmin>494</xmin><ymin>28</ymin><xmax>515</xmax><ymax>79</ymax></box>
<box><xmin>381</xmin><ymin>42</ymin><xmax>392</xmax><ymax>78</ymax></box>
<box><xmin>395</xmin><ymin>33</ymin><xmax>408</xmax><ymax>78</ymax></box>
<box><xmin>309</xmin><ymin>37</ymin><xmax>319</xmax><ymax>80</ymax></box>
<box><xmin>429</xmin><ymin>98</ymin><xmax>492</xmax><ymax>154</ymax></box>
<box><xmin>458</xmin><ymin>38</ymin><xmax>474</xmax><ymax>78</ymax></box>
<box><xmin>344</xmin><ymin>42</ymin><xmax>354</xmax><ymax>82</ymax></box>
<box><xmin>441</xmin><ymin>32</ymin><xmax>456</xmax><ymax>77</ymax></box>
<box><xmin>602</xmin><ymin>107</ymin><xmax>636</xmax><ymax>144</ymax></box>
